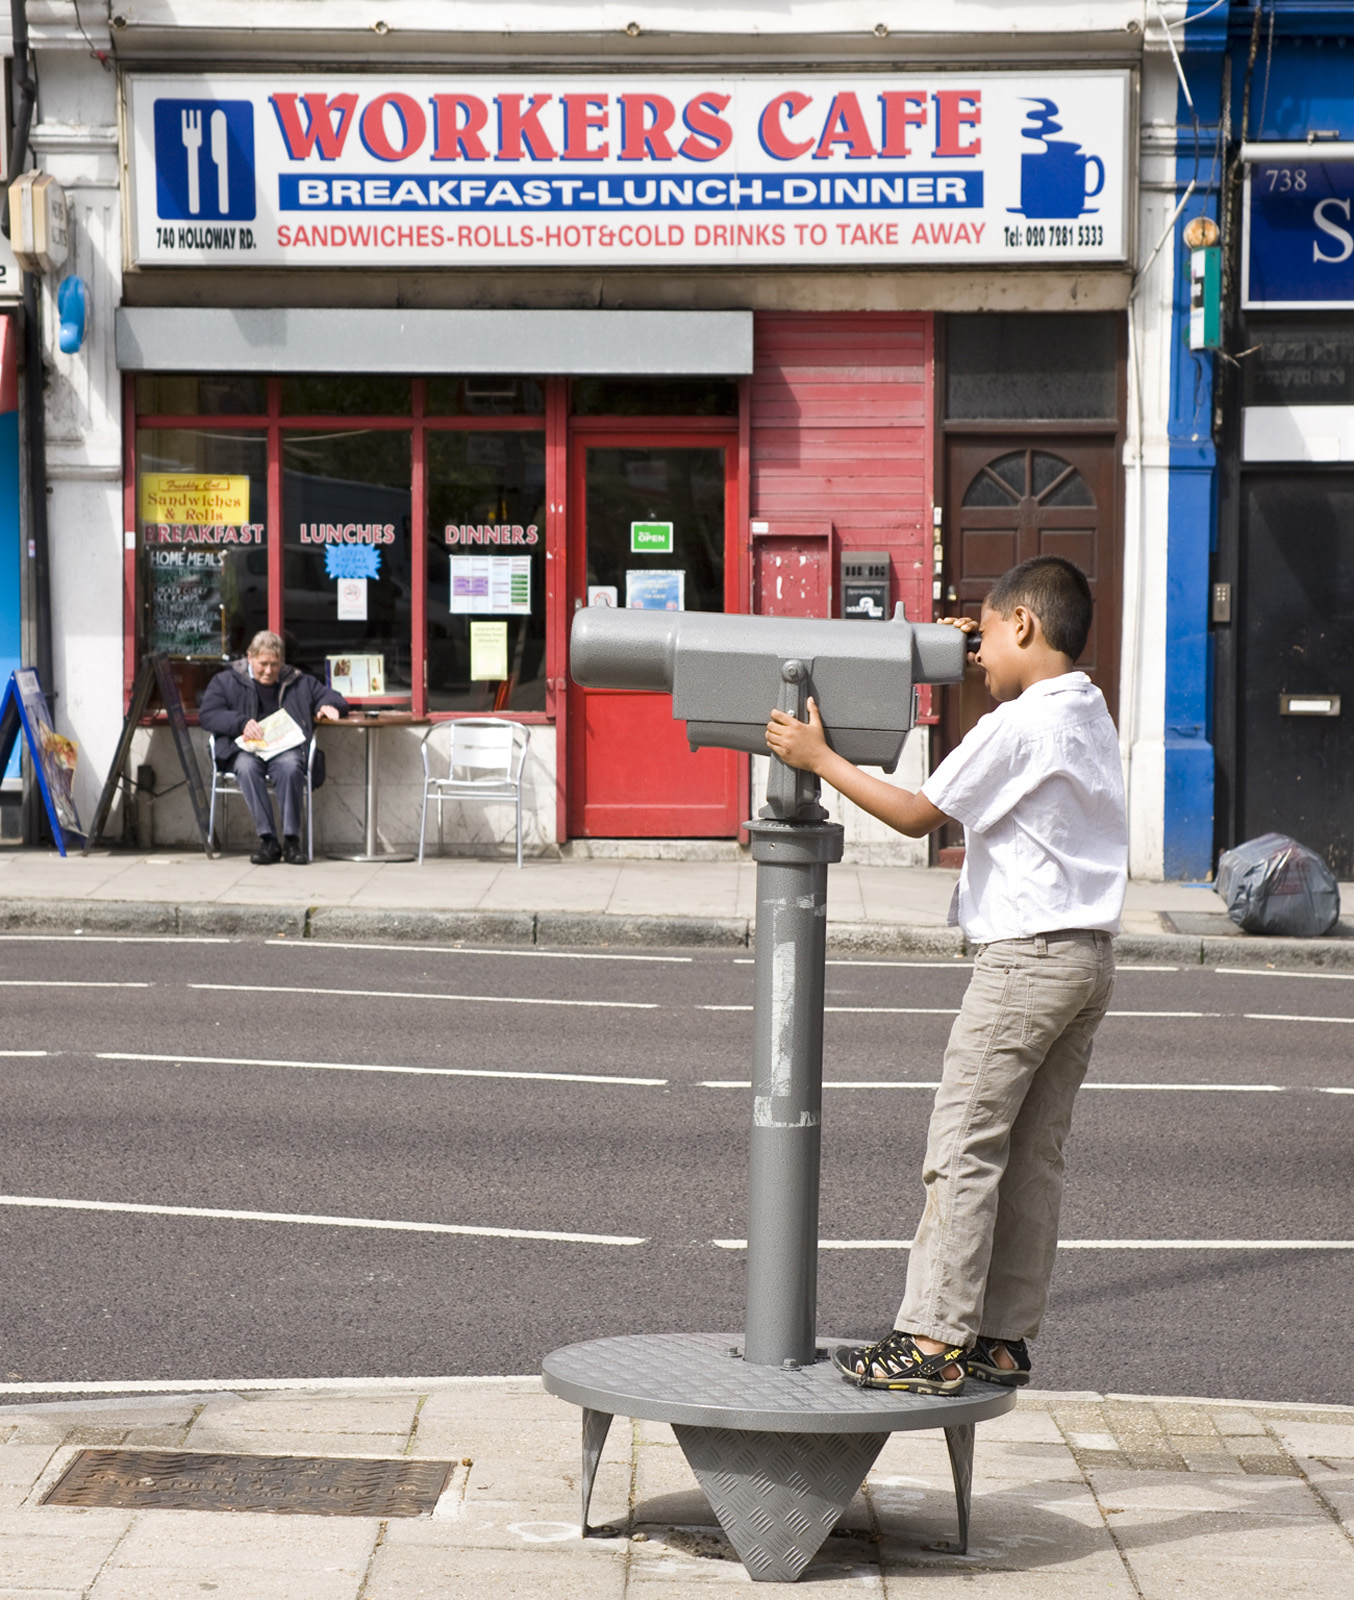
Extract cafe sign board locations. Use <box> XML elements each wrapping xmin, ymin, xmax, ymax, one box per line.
<box><xmin>124</xmin><ymin>71</ymin><xmax>1131</xmax><ymax>269</ymax></box>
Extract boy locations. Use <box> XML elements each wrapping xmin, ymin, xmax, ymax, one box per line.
<box><xmin>765</xmin><ymin>555</ymin><xmax>1127</xmax><ymax>1395</ymax></box>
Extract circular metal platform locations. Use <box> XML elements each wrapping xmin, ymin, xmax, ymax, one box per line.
<box><xmin>542</xmin><ymin>1332</ymin><xmax>1018</xmax><ymax>1434</ymax></box>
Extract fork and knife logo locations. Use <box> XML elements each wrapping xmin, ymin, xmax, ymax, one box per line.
<box><xmin>180</xmin><ymin>107</ymin><xmax>230</xmax><ymax>215</ymax></box>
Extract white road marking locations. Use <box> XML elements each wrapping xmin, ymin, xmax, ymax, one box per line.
<box><xmin>0</xmin><ymin>1375</ymin><xmax>539</xmax><ymax>1397</ymax></box>
<box><xmin>701</xmin><ymin>1080</ymin><xmax>941</xmax><ymax>1090</ymax></box>
<box><xmin>0</xmin><ymin>1194</ymin><xmax>645</xmax><ymax>1246</ymax></box>
<box><xmin>1107</xmin><ymin>1011</ymin><xmax>1225</xmax><ymax>1018</ymax></box>
<box><xmin>1320</xmin><ymin>1087</ymin><xmax>1354</xmax><ymax>1095</ymax></box>
<box><xmin>712</xmin><ymin>1238</ymin><xmax>1354</xmax><ymax>1251</ymax></box>
<box><xmin>1217</xmin><ymin>967</ymin><xmax>1354</xmax><ymax>982</ymax></box>
<box><xmin>96</xmin><ymin>1051</ymin><xmax>666</xmax><ymax>1087</ymax></box>
<box><xmin>0</xmin><ymin>935</ymin><xmax>230</xmax><ymax>945</ymax></box>
<box><xmin>1246</xmin><ymin>1013</ymin><xmax>1354</xmax><ymax>1025</ymax></box>
<box><xmin>1059</xmin><ymin>1240</ymin><xmax>1354</xmax><ymax>1250</ymax></box>
<box><xmin>713</xmin><ymin>1006</ymin><xmax>1238</xmax><ymax>1019</ymax></box>
<box><xmin>698</xmin><ymin>1005</ymin><xmax>960</xmax><ymax>1014</ymax></box>
<box><xmin>271</xmin><ymin>940</ymin><xmax>692</xmax><ymax>964</ymax></box>
<box><xmin>736</xmin><ymin>958</ymin><xmax>973</xmax><ymax>969</ymax></box>
<box><xmin>825</xmin><ymin>960</ymin><xmax>971</xmax><ymax>969</ymax></box>
<box><xmin>0</xmin><ymin>980</ymin><xmax>151</xmax><ymax>989</ymax></box>
<box><xmin>189</xmin><ymin>983</ymin><xmax>655</xmax><ymax>1009</ymax></box>
<box><xmin>702</xmin><ymin>1080</ymin><xmax>1290</xmax><ymax>1092</ymax></box>
<box><xmin>0</xmin><ymin>1050</ymin><xmax>49</xmax><ymax>1057</ymax></box>
<box><xmin>1082</xmin><ymin>1082</ymin><xmax>1284</xmax><ymax>1092</ymax></box>
<box><xmin>826</xmin><ymin>1006</ymin><xmax>961</xmax><ymax>1015</ymax></box>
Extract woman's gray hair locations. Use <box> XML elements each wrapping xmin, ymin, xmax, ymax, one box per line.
<box><xmin>246</xmin><ymin>630</ymin><xmax>284</xmax><ymax>659</ymax></box>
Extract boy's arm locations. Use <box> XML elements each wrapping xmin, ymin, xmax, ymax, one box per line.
<box><xmin>765</xmin><ymin>698</ymin><xmax>949</xmax><ymax>839</ymax></box>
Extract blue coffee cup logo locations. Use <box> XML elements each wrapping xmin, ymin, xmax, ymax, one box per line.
<box><xmin>1009</xmin><ymin>98</ymin><xmax>1104</xmax><ymax>221</ymax></box>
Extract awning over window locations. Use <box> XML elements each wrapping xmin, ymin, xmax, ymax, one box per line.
<box><xmin>115</xmin><ymin>308</ymin><xmax>754</xmax><ymax>376</ymax></box>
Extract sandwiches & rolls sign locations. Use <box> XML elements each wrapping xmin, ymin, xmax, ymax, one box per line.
<box><xmin>125</xmin><ymin>71</ymin><xmax>1130</xmax><ymax>269</ymax></box>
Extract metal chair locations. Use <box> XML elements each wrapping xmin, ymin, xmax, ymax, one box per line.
<box><xmin>418</xmin><ymin>718</ymin><xmax>530</xmax><ymax>867</ymax></box>
<box><xmin>205</xmin><ymin>733</ymin><xmax>318</xmax><ymax>861</ymax></box>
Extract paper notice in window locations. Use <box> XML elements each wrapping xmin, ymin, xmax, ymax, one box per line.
<box><xmin>626</xmin><ymin>569</ymin><xmax>685</xmax><ymax>611</ymax></box>
<box><xmin>470</xmin><ymin>620</ymin><xmax>509</xmax><ymax>681</ymax></box>
<box><xmin>450</xmin><ymin>554</ymin><xmax>531</xmax><ymax>615</ymax></box>
<box><xmin>336</xmin><ymin>577</ymin><xmax>367</xmax><ymax>620</ymax></box>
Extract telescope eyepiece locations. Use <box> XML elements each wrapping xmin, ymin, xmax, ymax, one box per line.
<box><xmin>964</xmin><ymin>630</ymin><xmax>983</xmax><ymax>654</ymax></box>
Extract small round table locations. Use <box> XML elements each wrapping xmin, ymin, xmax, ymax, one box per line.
<box><xmin>322</xmin><ymin>711</ymin><xmax>419</xmax><ymax>864</ymax></box>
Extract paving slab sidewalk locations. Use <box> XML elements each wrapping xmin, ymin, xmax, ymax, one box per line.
<box><xmin>0</xmin><ymin>848</ymin><xmax>1351</xmax><ymax>967</ymax></box>
<box><xmin>1</xmin><ymin>1381</ymin><xmax>1351</xmax><ymax>1597</ymax></box>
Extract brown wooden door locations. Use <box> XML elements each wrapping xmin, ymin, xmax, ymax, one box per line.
<box><xmin>942</xmin><ymin>433</ymin><xmax>1120</xmax><ymax>736</ymax></box>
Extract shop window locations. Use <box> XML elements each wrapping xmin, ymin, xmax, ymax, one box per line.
<box><xmin>135</xmin><ymin>374</ymin><xmax>268</xmax><ymax>416</ymax></box>
<box><xmin>1243</xmin><ymin>322</ymin><xmax>1354</xmax><ymax>406</ymax></box>
<box><xmin>571</xmin><ymin>378</ymin><xmax>738</xmax><ymax>416</ymax></box>
<box><xmin>282</xmin><ymin>430</ymin><xmax>414</xmax><ymax>698</ymax></box>
<box><xmin>279</xmin><ymin>376</ymin><xmax>412</xmax><ymax>416</ymax></box>
<box><xmin>426</xmin><ymin>431</ymin><xmax>547</xmax><ymax>713</ymax></box>
<box><xmin>425</xmin><ymin>376</ymin><xmax>545</xmax><ymax>417</ymax></box>
<box><xmin>135</xmin><ymin>428</ymin><xmax>269</xmax><ymax>709</ymax></box>
<box><xmin>946</xmin><ymin>315</ymin><xmax>1118</xmax><ymax>421</ymax></box>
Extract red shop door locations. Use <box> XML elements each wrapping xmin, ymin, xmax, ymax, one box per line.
<box><xmin>567</xmin><ymin>435</ymin><xmax>741</xmax><ymax>838</ymax></box>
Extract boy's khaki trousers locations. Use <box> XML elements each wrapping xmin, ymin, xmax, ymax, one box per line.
<box><xmin>896</xmin><ymin>929</ymin><xmax>1116</xmax><ymax>1348</ymax></box>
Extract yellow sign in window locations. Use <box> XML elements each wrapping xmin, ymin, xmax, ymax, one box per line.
<box><xmin>138</xmin><ymin>474</ymin><xmax>250</xmax><ymax>526</ymax></box>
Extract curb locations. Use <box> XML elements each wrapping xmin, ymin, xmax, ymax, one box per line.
<box><xmin>0</xmin><ymin>895</ymin><xmax>1352</xmax><ymax>968</ymax></box>
<box><xmin>308</xmin><ymin>906</ymin><xmax>536</xmax><ymax>946</ymax></box>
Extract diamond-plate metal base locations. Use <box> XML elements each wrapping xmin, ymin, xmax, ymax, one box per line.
<box><xmin>673</xmin><ymin>1424</ymin><xmax>886</xmax><ymax>1583</ymax></box>
<box><xmin>547</xmin><ymin>1333</ymin><xmax>1017</xmax><ymax>1580</ymax></box>
<box><xmin>543</xmin><ymin>1331</ymin><xmax>1016</xmax><ymax>1431</ymax></box>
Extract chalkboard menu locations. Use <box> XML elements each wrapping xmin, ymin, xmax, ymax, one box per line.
<box><xmin>147</xmin><ymin>548</ymin><xmax>223</xmax><ymax>657</ymax></box>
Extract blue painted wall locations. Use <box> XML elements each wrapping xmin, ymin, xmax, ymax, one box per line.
<box><xmin>1164</xmin><ymin>4</ymin><xmax>1225</xmax><ymax>880</ymax></box>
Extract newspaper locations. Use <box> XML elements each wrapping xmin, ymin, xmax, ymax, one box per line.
<box><xmin>235</xmin><ymin>708</ymin><xmax>306</xmax><ymax>762</ymax></box>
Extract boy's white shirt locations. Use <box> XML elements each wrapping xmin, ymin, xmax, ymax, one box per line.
<box><xmin>920</xmin><ymin>671</ymin><xmax>1128</xmax><ymax>945</ymax></box>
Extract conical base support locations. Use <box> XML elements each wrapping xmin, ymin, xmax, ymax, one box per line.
<box><xmin>673</xmin><ymin>1424</ymin><xmax>887</xmax><ymax>1582</ymax></box>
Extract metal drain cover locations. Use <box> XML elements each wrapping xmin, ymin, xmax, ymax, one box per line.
<box><xmin>44</xmin><ymin>1449</ymin><xmax>456</xmax><ymax>1517</ymax></box>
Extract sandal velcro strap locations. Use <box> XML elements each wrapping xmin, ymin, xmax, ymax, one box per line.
<box><xmin>966</xmin><ymin>1335</ymin><xmax>1032</xmax><ymax>1387</ymax></box>
<box><xmin>831</xmin><ymin>1331</ymin><xmax>968</xmax><ymax>1394</ymax></box>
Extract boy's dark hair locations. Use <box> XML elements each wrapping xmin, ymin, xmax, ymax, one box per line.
<box><xmin>986</xmin><ymin>555</ymin><xmax>1093</xmax><ymax>660</ymax></box>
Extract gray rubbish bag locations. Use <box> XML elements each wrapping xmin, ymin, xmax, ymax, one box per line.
<box><xmin>1216</xmin><ymin>832</ymin><xmax>1341</xmax><ymax>937</ymax></box>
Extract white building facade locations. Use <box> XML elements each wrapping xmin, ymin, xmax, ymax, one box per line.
<box><xmin>9</xmin><ymin>2</ymin><xmax>1201</xmax><ymax>874</ymax></box>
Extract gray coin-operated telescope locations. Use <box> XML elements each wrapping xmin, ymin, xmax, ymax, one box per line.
<box><xmin>543</xmin><ymin>606</ymin><xmax>1014</xmax><ymax>1583</ymax></box>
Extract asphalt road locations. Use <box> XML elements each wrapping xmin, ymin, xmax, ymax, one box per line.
<box><xmin>1</xmin><ymin>933</ymin><xmax>1351</xmax><ymax>1404</ymax></box>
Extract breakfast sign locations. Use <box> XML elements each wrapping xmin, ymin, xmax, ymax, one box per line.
<box><xmin>124</xmin><ymin>71</ymin><xmax>1130</xmax><ymax>268</ymax></box>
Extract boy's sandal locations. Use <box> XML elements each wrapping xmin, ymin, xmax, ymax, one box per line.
<box><xmin>966</xmin><ymin>1335</ymin><xmax>1032</xmax><ymax>1388</ymax></box>
<box><xmin>831</xmin><ymin>1331</ymin><xmax>968</xmax><ymax>1395</ymax></box>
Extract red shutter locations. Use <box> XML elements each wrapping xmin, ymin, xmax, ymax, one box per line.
<box><xmin>750</xmin><ymin>312</ymin><xmax>934</xmax><ymax>627</ymax></box>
